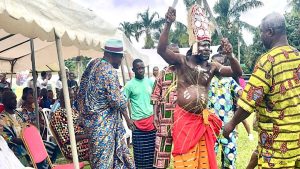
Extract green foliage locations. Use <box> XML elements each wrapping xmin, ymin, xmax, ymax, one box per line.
<box><xmin>183</xmin><ymin>0</ymin><xmax>197</xmax><ymax>10</ymax></box>
<box><xmin>119</xmin><ymin>22</ymin><xmax>137</xmax><ymax>42</ymax></box>
<box><xmin>285</xmin><ymin>13</ymin><xmax>300</xmax><ymax>48</ymax></box>
<box><xmin>64</xmin><ymin>56</ymin><xmax>91</xmax><ymax>75</ymax></box>
<box><xmin>135</xmin><ymin>8</ymin><xmax>165</xmax><ymax>49</ymax></box>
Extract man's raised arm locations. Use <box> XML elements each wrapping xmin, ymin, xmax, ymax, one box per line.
<box><xmin>216</xmin><ymin>39</ymin><xmax>243</xmax><ymax>77</ymax></box>
<box><xmin>157</xmin><ymin>7</ymin><xmax>183</xmax><ymax>65</ymax></box>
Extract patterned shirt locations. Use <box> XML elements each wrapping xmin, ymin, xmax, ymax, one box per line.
<box><xmin>77</xmin><ymin>58</ymin><xmax>134</xmax><ymax>168</ymax></box>
<box><xmin>78</xmin><ymin>58</ymin><xmax>127</xmax><ymax>122</ymax></box>
<box><xmin>208</xmin><ymin>76</ymin><xmax>242</xmax><ymax>125</ymax></box>
<box><xmin>0</xmin><ymin>111</ymin><xmax>27</xmax><ymax>157</ymax></box>
<box><xmin>151</xmin><ymin>66</ymin><xmax>177</xmax><ymax>131</ymax></box>
<box><xmin>238</xmin><ymin>46</ymin><xmax>300</xmax><ymax>168</ymax></box>
<box><xmin>50</xmin><ymin>108</ymin><xmax>88</xmax><ymax>161</ymax></box>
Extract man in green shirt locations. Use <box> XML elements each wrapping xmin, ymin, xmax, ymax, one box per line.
<box><xmin>124</xmin><ymin>59</ymin><xmax>156</xmax><ymax>169</ymax></box>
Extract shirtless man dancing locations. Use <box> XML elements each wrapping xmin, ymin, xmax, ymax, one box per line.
<box><xmin>157</xmin><ymin>6</ymin><xmax>243</xmax><ymax>169</ymax></box>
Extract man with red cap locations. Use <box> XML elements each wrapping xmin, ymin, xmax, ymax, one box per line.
<box><xmin>77</xmin><ymin>39</ymin><xmax>135</xmax><ymax>168</ymax></box>
<box><xmin>157</xmin><ymin>5</ymin><xmax>243</xmax><ymax>169</ymax></box>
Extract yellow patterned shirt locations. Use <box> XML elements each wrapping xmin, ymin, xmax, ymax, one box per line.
<box><xmin>238</xmin><ymin>45</ymin><xmax>300</xmax><ymax>168</ymax></box>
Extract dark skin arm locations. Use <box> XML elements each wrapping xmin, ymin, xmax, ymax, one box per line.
<box><xmin>157</xmin><ymin>7</ymin><xmax>184</xmax><ymax>65</ymax></box>
<box><xmin>122</xmin><ymin>110</ymin><xmax>135</xmax><ymax>131</ymax></box>
<box><xmin>223</xmin><ymin>107</ymin><xmax>251</xmax><ymax>138</ymax></box>
<box><xmin>214</xmin><ymin>39</ymin><xmax>243</xmax><ymax>77</ymax></box>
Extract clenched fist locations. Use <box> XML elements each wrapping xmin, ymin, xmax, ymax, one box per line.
<box><xmin>165</xmin><ymin>7</ymin><xmax>176</xmax><ymax>23</ymax></box>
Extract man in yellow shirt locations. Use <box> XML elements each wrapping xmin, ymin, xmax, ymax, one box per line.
<box><xmin>224</xmin><ymin>12</ymin><xmax>300</xmax><ymax>168</ymax></box>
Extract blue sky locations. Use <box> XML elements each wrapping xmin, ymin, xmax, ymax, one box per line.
<box><xmin>73</xmin><ymin>0</ymin><xmax>290</xmax><ymax>46</ymax></box>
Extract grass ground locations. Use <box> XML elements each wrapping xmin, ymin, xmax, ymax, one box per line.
<box><xmin>56</xmin><ymin>114</ymin><xmax>257</xmax><ymax>169</ymax></box>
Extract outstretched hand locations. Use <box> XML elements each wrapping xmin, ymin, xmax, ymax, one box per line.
<box><xmin>165</xmin><ymin>7</ymin><xmax>176</xmax><ymax>23</ymax></box>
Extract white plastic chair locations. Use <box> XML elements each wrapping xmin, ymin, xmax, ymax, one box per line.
<box><xmin>41</xmin><ymin>108</ymin><xmax>54</xmax><ymax>142</ymax></box>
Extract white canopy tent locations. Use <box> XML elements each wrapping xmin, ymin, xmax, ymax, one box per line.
<box><xmin>0</xmin><ymin>0</ymin><xmax>149</xmax><ymax>168</ymax></box>
<box><xmin>0</xmin><ymin>0</ymin><xmax>148</xmax><ymax>73</ymax></box>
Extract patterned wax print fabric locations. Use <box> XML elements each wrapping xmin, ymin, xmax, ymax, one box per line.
<box><xmin>208</xmin><ymin>76</ymin><xmax>241</xmax><ymax>168</ymax></box>
<box><xmin>208</xmin><ymin>76</ymin><xmax>242</xmax><ymax>125</ymax></box>
<box><xmin>77</xmin><ymin>58</ymin><xmax>135</xmax><ymax>169</ymax></box>
<box><xmin>151</xmin><ymin>66</ymin><xmax>177</xmax><ymax>168</ymax></box>
<box><xmin>238</xmin><ymin>46</ymin><xmax>300</xmax><ymax>168</ymax></box>
<box><xmin>0</xmin><ymin>111</ymin><xmax>27</xmax><ymax>159</ymax></box>
<box><xmin>50</xmin><ymin>108</ymin><xmax>89</xmax><ymax>161</ymax></box>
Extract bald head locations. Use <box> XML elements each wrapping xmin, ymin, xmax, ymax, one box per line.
<box><xmin>260</xmin><ymin>12</ymin><xmax>288</xmax><ymax>49</ymax></box>
<box><xmin>261</xmin><ymin>12</ymin><xmax>286</xmax><ymax>35</ymax></box>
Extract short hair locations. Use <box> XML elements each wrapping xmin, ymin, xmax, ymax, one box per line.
<box><xmin>132</xmin><ymin>59</ymin><xmax>143</xmax><ymax>68</ymax></box>
<box><xmin>2</xmin><ymin>91</ymin><xmax>16</xmax><ymax>106</ymax></box>
<box><xmin>261</xmin><ymin>12</ymin><xmax>287</xmax><ymax>35</ymax></box>
<box><xmin>153</xmin><ymin>66</ymin><xmax>159</xmax><ymax>70</ymax></box>
<box><xmin>41</xmin><ymin>71</ymin><xmax>47</xmax><ymax>77</ymax></box>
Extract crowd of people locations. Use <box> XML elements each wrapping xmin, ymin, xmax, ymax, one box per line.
<box><xmin>0</xmin><ymin>4</ymin><xmax>299</xmax><ymax>169</ymax></box>
<box><xmin>0</xmin><ymin>70</ymin><xmax>85</xmax><ymax>169</ymax></box>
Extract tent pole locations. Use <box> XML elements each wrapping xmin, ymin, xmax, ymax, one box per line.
<box><xmin>54</xmin><ymin>32</ymin><xmax>80</xmax><ymax>169</ymax></box>
<box><xmin>147</xmin><ymin>65</ymin><xmax>150</xmax><ymax>78</ymax></box>
<box><xmin>124</xmin><ymin>53</ymin><xmax>132</xmax><ymax>79</ymax></box>
<box><xmin>121</xmin><ymin>61</ymin><xmax>126</xmax><ymax>86</ymax></box>
<box><xmin>10</xmin><ymin>64</ymin><xmax>13</xmax><ymax>87</ymax></box>
<box><xmin>30</xmin><ymin>39</ymin><xmax>40</xmax><ymax>130</ymax></box>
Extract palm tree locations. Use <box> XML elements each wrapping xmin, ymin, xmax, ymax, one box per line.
<box><xmin>212</xmin><ymin>0</ymin><xmax>263</xmax><ymax>57</ymax></box>
<box><xmin>171</xmin><ymin>22</ymin><xmax>189</xmax><ymax>47</ymax></box>
<box><xmin>213</xmin><ymin>0</ymin><xmax>263</xmax><ymax>33</ymax></box>
<box><xmin>135</xmin><ymin>8</ymin><xmax>165</xmax><ymax>49</ymax></box>
<box><xmin>152</xmin><ymin>21</ymin><xmax>189</xmax><ymax>48</ymax></box>
<box><xmin>119</xmin><ymin>22</ymin><xmax>135</xmax><ymax>42</ymax></box>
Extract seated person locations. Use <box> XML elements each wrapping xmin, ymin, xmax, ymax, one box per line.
<box><xmin>0</xmin><ymin>91</ymin><xmax>59</xmax><ymax>168</ymax></box>
<box><xmin>50</xmin><ymin>88</ymin><xmax>89</xmax><ymax>161</ymax></box>
<box><xmin>0</xmin><ymin>134</ymin><xmax>33</xmax><ymax>169</ymax></box>
<box><xmin>39</xmin><ymin>88</ymin><xmax>52</xmax><ymax>109</ymax></box>
<box><xmin>17</xmin><ymin>88</ymin><xmax>33</xmax><ymax>108</ymax></box>
<box><xmin>47</xmin><ymin>90</ymin><xmax>56</xmax><ymax>105</ymax></box>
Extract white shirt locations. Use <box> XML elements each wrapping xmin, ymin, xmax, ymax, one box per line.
<box><xmin>39</xmin><ymin>78</ymin><xmax>48</xmax><ymax>89</ymax></box>
<box><xmin>0</xmin><ymin>136</ymin><xmax>33</xmax><ymax>169</ymax></box>
<box><xmin>27</xmin><ymin>78</ymin><xmax>41</xmax><ymax>88</ymax></box>
<box><xmin>56</xmin><ymin>79</ymin><xmax>62</xmax><ymax>90</ymax></box>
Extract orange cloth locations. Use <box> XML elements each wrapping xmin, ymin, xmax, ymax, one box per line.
<box><xmin>134</xmin><ymin>115</ymin><xmax>155</xmax><ymax>131</ymax></box>
<box><xmin>172</xmin><ymin>105</ymin><xmax>222</xmax><ymax>169</ymax></box>
<box><xmin>174</xmin><ymin>137</ymin><xmax>210</xmax><ymax>169</ymax></box>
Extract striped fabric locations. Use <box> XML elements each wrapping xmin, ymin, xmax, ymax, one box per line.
<box><xmin>174</xmin><ymin>137</ymin><xmax>210</xmax><ymax>169</ymax></box>
<box><xmin>238</xmin><ymin>46</ymin><xmax>300</xmax><ymax>168</ymax></box>
<box><xmin>132</xmin><ymin>129</ymin><xmax>156</xmax><ymax>169</ymax></box>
